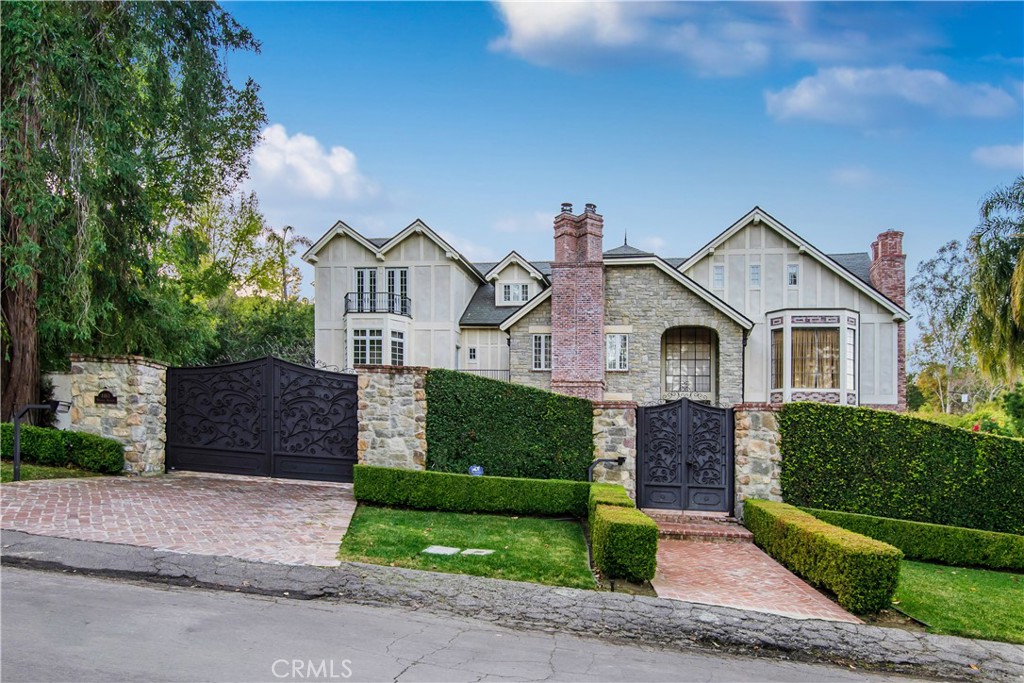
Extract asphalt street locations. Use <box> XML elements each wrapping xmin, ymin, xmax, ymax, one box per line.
<box><xmin>1</xmin><ymin>567</ymin><xmax>934</xmax><ymax>683</ymax></box>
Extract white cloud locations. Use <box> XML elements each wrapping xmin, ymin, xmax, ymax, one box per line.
<box><xmin>765</xmin><ymin>66</ymin><xmax>1018</xmax><ymax>125</ymax></box>
<box><xmin>638</xmin><ymin>236</ymin><xmax>667</xmax><ymax>253</ymax></box>
<box><xmin>249</xmin><ymin>124</ymin><xmax>378</xmax><ymax>201</ymax></box>
<box><xmin>829</xmin><ymin>165</ymin><xmax>879</xmax><ymax>188</ymax></box>
<box><xmin>493</xmin><ymin>211</ymin><xmax>552</xmax><ymax>234</ymax></box>
<box><xmin>971</xmin><ymin>144</ymin><xmax>1024</xmax><ymax>171</ymax></box>
<box><xmin>438</xmin><ymin>231</ymin><xmax>498</xmax><ymax>262</ymax></box>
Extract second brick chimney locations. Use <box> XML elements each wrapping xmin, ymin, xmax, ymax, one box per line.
<box><xmin>550</xmin><ymin>202</ymin><xmax>605</xmax><ymax>401</ymax></box>
<box><xmin>868</xmin><ymin>229</ymin><xmax>907</xmax><ymax>411</ymax></box>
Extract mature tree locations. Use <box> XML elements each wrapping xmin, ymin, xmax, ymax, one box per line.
<box><xmin>969</xmin><ymin>176</ymin><xmax>1024</xmax><ymax>382</ymax></box>
<box><xmin>207</xmin><ymin>296</ymin><xmax>314</xmax><ymax>366</ymax></box>
<box><xmin>2</xmin><ymin>2</ymin><xmax>265</xmax><ymax>419</ymax></box>
<box><xmin>908</xmin><ymin>240</ymin><xmax>975</xmax><ymax>412</ymax></box>
<box><xmin>265</xmin><ymin>225</ymin><xmax>313</xmax><ymax>301</ymax></box>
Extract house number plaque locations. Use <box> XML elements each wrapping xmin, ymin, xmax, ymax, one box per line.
<box><xmin>95</xmin><ymin>390</ymin><xmax>118</xmax><ymax>405</ymax></box>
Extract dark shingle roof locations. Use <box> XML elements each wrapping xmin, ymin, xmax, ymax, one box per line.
<box><xmin>459</xmin><ymin>284</ymin><xmax>520</xmax><ymax>327</ymax></box>
<box><xmin>603</xmin><ymin>243</ymin><xmax>654</xmax><ymax>258</ymax></box>
<box><xmin>827</xmin><ymin>252</ymin><xmax>872</xmax><ymax>284</ymax></box>
<box><xmin>367</xmin><ymin>237</ymin><xmax>390</xmax><ymax>247</ymax></box>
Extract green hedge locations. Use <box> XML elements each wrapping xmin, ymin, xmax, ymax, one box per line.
<box><xmin>744</xmin><ymin>499</ymin><xmax>902</xmax><ymax>614</ymax></box>
<box><xmin>588</xmin><ymin>482</ymin><xmax>635</xmax><ymax>520</ymax></box>
<box><xmin>353</xmin><ymin>465</ymin><xmax>590</xmax><ymax>517</ymax></box>
<box><xmin>780</xmin><ymin>403</ymin><xmax>1024</xmax><ymax>535</ymax></box>
<box><xmin>803</xmin><ymin>508</ymin><xmax>1024</xmax><ymax>571</ymax></box>
<box><xmin>1</xmin><ymin>423</ymin><xmax>123</xmax><ymax>474</ymax></box>
<box><xmin>425</xmin><ymin>369</ymin><xmax>594</xmax><ymax>480</ymax></box>
<box><xmin>591</xmin><ymin>504</ymin><xmax>658</xmax><ymax>583</ymax></box>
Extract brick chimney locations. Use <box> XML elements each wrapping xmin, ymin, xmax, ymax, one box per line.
<box><xmin>869</xmin><ymin>230</ymin><xmax>907</xmax><ymax>411</ymax></box>
<box><xmin>550</xmin><ymin>203</ymin><xmax>605</xmax><ymax>401</ymax></box>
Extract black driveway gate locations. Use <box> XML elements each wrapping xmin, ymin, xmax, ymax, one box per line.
<box><xmin>166</xmin><ymin>357</ymin><xmax>358</xmax><ymax>482</ymax></box>
<box><xmin>637</xmin><ymin>397</ymin><xmax>734</xmax><ymax>512</ymax></box>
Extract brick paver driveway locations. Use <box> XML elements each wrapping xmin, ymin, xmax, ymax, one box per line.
<box><xmin>1</xmin><ymin>472</ymin><xmax>356</xmax><ymax>566</ymax></box>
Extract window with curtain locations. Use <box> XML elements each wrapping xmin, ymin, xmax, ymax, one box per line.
<box><xmin>663</xmin><ymin>328</ymin><xmax>714</xmax><ymax>393</ymax></box>
<box><xmin>771</xmin><ymin>328</ymin><xmax>784</xmax><ymax>389</ymax></box>
<box><xmin>791</xmin><ymin>328</ymin><xmax>839</xmax><ymax>388</ymax></box>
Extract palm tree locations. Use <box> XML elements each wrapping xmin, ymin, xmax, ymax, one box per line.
<box><xmin>265</xmin><ymin>225</ymin><xmax>312</xmax><ymax>301</ymax></box>
<box><xmin>969</xmin><ymin>176</ymin><xmax>1024</xmax><ymax>381</ymax></box>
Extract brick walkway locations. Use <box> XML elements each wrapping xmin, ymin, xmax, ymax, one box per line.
<box><xmin>1</xmin><ymin>472</ymin><xmax>356</xmax><ymax>566</ymax></box>
<box><xmin>652</xmin><ymin>539</ymin><xmax>861</xmax><ymax>623</ymax></box>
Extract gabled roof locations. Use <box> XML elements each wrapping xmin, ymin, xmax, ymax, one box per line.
<box><xmin>302</xmin><ymin>219</ymin><xmax>485</xmax><ymax>283</ymax></box>
<box><xmin>459</xmin><ymin>284</ymin><xmax>520</xmax><ymax>327</ymax></box>
<box><xmin>499</xmin><ymin>255</ymin><xmax>754</xmax><ymax>332</ymax></box>
<box><xmin>483</xmin><ymin>251</ymin><xmax>548</xmax><ymax>282</ymax></box>
<box><xmin>679</xmin><ymin>207</ymin><xmax>909</xmax><ymax>320</ymax></box>
<box><xmin>827</xmin><ymin>252</ymin><xmax>872</xmax><ymax>285</ymax></box>
<box><xmin>603</xmin><ymin>243</ymin><xmax>653</xmax><ymax>258</ymax></box>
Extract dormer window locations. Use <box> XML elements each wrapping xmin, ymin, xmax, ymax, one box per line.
<box><xmin>503</xmin><ymin>283</ymin><xmax>530</xmax><ymax>303</ymax></box>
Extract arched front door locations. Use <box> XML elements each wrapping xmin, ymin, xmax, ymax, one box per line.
<box><xmin>637</xmin><ymin>397</ymin><xmax>734</xmax><ymax>512</ymax></box>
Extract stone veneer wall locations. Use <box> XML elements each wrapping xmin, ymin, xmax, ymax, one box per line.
<box><xmin>604</xmin><ymin>265</ymin><xmax>745</xmax><ymax>406</ymax></box>
<box><xmin>508</xmin><ymin>301</ymin><xmax>553</xmax><ymax>393</ymax></box>
<box><xmin>591</xmin><ymin>402</ymin><xmax>637</xmax><ymax>498</ymax></box>
<box><xmin>733</xmin><ymin>403</ymin><xmax>783</xmax><ymax>518</ymax></box>
<box><xmin>357</xmin><ymin>365</ymin><xmax>428</xmax><ymax>471</ymax></box>
<box><xmin>67</xmin><ymin>355</ymin><xmax>167</xmax><ymax>475</ymax></box>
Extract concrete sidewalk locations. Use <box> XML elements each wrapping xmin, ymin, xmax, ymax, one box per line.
<box><xmin>2</xmin><ymin>529</ymin><xmax>1020</xmax><ymax>683</ymax></box>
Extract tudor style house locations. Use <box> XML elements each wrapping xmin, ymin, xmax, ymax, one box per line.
<box><xmin>302</xmin><ymin>203</ymin><xmax>908</xmax><ymax>411</ymax></box>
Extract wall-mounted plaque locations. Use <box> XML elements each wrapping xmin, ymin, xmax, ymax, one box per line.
<box><xmin>95</xmin><ymin>390</ymin><xmax>118</xmax><ymax>405</ymax></box>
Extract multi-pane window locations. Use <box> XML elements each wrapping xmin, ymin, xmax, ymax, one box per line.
<box><xmin>663</xmin><ymin>328</ymin><xmax>714</xmax><ymax>393</ymax></box>
<box><xmin>353</xmin><ymin>329</ymin><xmax>383</xmax><ymax>365</ymax></box>
<box><xmin>771</xmin><ymin>328</ymin><xmax>784</xmax><ymax>389</ymax></box>
<box><xmin>749</xmin><ymin>264</ymin><xmax>761</xmax><ymax>288</ymax></box>
<box><xmin>532</xmin><ymin>334</ymin><xmax>552</xmax><ymax>370</ymax></box>
<box><xmin>503</xmin><ymin>283</ymin><xmax>530</xmax><ymax>303</ymax></box>
<box><xmin>787</xmin><ymin>264</ymin><xmax>799</xmax><ymax>287</ymax></box>
<box><xmin>846</xmin><ymin>330</ymin><xmax>856</xmax><ymax>389</ymax></box>
<box><xmin>791</xmin><ymin>328</ymin><xmax>839</xmax><ymax>389</ymax></box>
<box><xmin>468</xmin><ymin>347</ymin><xmax>477</xmax><ymax>361</ymax></box>
<box><xmin>355</xmin><ymin>269</ymin><xmax>377</xmax><ymax>311</ymax></box>
<box><xmin>386</xmin><ymin>268</ymin><xmax>409</xmax><ymax>315</ymax></box>
<box><xmin>712</xmin><ymin>265</ymin><xmax>725</xmax><ymax>289</ymax></box>
<box><xmin>605</xmin><ymin>334</ymin><xmax>629</xmax><ymax>371</ymax></box>
<box><xmin>390</xmin><ymin>331</ymin><xmax>404</xmax><ymax>366</ymax></box>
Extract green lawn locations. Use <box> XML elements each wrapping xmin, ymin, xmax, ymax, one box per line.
<box><xmin>895</xmin><ymin>561</ymin><xmax>1024</xmax><ymax>644</ymax></box>
<box><xmin>338</xmin><ymin>505</ymin><xmax>596</xmax><ymax>589</ymax></box>
<box><xmin>1</xmin><ymin>460</ymin><xmax>101</xmax><ymax>483</ymax></box>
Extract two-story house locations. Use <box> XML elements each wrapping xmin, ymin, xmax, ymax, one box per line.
<box><xmin>302</xmin><ymin>203</ymin><xmax>908</xmax><ymax>410</ymax></box>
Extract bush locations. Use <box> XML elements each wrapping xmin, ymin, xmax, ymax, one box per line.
<box><xmin>780</xmin><ymin>403</ymin><xmax>1024</xmax><ymax>535</ymax></box>
<box><xmin>803</xmin><ymin>508</ymin><xmax>1024</xmax><ymax>571</ymax></box>
<box><xmin>0</xmin><ymin>423</ymin><xmax>124</xmax><ymax>473</ymax></box>
<box><xmin>425</xmin><ymin>369</ymin><xmax>594</xmax><ymax>480</ymax></box>
<box><xmin>591</xmin><ymin>504</ymin><xmax>658</xmax><ymax>583</ymax></box>
<box><xmin>588</xmin><ymin>482</ymin><xmax>634</xmax><ymax>520</ymax></box>
<box><xmin>744</xmin><ymin>499</ymin><xmax>902</xmax><ymax>614</ymax></box>
<box><xmin>353</xmin><ymin>465</ymin><xmax>590</xmax><ymax>517</ymax></box>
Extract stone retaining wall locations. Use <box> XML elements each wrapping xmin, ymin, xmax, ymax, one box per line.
<box><xmin>356</xmin><ymin>365</ymin><xmax>428</xmax><ymax>471</ymax></box>
<box><xmin>592</xmin><ymin>402</ymin><xmax>637</xmax><ymax>498</ymax></box>
<box><xmin>733</xmin><ymin>403</ymin><xmax>783</xmax><ymax>518</ymax></box>
<box><xmin>67</xmin><ymin>355</ymin><xmax>167</xmax><ymax>475</ymax></box>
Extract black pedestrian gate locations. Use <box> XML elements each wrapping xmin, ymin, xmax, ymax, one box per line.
<box><xmin>166</xmin><ymin>357</ymin><xmax>358</xmax><ymax>482</ymax></box>
<box><xmin>637</xmin><ymin>397</ymin><xmax>734</xmax><ymax>512</ymax></box>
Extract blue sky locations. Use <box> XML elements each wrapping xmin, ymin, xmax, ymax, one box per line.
<box><xmin>225</xmin><ymin>1</ymin><xmax>1023</xmax><ymax>304</ymax></box>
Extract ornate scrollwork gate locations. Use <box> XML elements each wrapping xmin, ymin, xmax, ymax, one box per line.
<box><xmin>166</xmin><ymin>357</ymin><xmax>358</xmax><ymax>482</ymax></box>
<box><xmin>637</xmin><ymin>398</ymin><xmax>734</xmax><ymax>512</ymax></box>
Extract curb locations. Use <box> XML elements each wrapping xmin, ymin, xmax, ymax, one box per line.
<box><xmin>2</xmin><ymin>530</ymin><xmax>1021</xmax><ymax>683</ymax></box>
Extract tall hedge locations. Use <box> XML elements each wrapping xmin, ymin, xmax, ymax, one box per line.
<box><xmin>780</xmin><ymin>403</ymin><xmax>1024</xmax><ymax>535</ymax></box>
<box><xmin>425</xmin><ymin>369</ymin><xmax>594</xmax><ymax>480</ymax></box>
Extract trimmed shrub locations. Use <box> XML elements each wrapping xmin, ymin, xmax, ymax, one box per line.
<box><xmin>591</xmin><ymin>504</ymin><xmax>658</xmax><ymax>583</ymax></box>
<box><xmin>1</xmin><ymin>423</ymin><xmax>124</xmax><ymax>473</ymax></box>
<box><xmin>353</xmin><ymin>465</ymin><xmax>590</xmax><ymax>517</ymax></box>
<box><xmin>588</xmin><ymin>482</ymin><xmax>634</xmax><ymax>520</ymax></box>
<box><xmin>744</xmin><ymin>499</ymin><xmax>902</xmax><ymax>614</ymax></box>
<box><xmin>803</xmin><ymin>508</ymin><xmax>1024</xmax><ymax>571</ymax></box>
<box><xmin>425</xmin><ymin>369</ymin><xmax>594</xmax><ymax>480</ymax></box>
<box><xmin>780</xmin><ymin>403</ymin><xmax>1024</xmax><ymax>535</ymax></box>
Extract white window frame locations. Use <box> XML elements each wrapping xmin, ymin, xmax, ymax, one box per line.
<box><xmin>355</xmin><ymin>269</ymin><xmax>377</xmax><ymax>312</ymax></box>
<box><xmin>712</xmin><ymin>265</ymin><xmax>725</xmax><ymax>289</ymax></box>
<box><xmin>353</xmin><ymin>328</ymin><xmax>383</xmax><ymax>365</ymax></box>
<box><xmin>390</xmin><ymin>331</ymin><xmax>405</xmax><ymax>366</ymax></box>
<box><xmin>749</xmin><ymin>264</ymin><xmax>761</xmax><ymax>288</ymax></box>
<box><xmin>787</xmin><ymin>264</ymin><xmax>799</xmax><ymax>287</ymax></box>
<box><xmin>503</xmin><ymin>283</ymin><xmax>530</xmax><ymax>304</ymax></box>
<box><xmin>605</xmin><ymin>334</ymin><xmax>629</xmax><ymax>371</ymax></box>
<box><xmin>386</xmin><ymin>268</ymin><xmax>409</xmax><ymax>315</ymax></box>
<box><xmin>468</xmin><ymin>346</ymin><xmax>477</xmax><ymax>361</ymax></box>
<box><xmin>532</xmin><ymin>334</ymin><xmax>552</xmax><ymax>371</ymax></box>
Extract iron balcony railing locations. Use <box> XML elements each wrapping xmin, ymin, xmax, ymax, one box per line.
<box><xmin>344</xmin><ymin>292</ymin><xmax>412</xmax><ymax>317</ymax></box>
<box><xmin>459</xmin><ymin>369</ymin><xmax>511</xmax><ymax>382</ymax></box>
